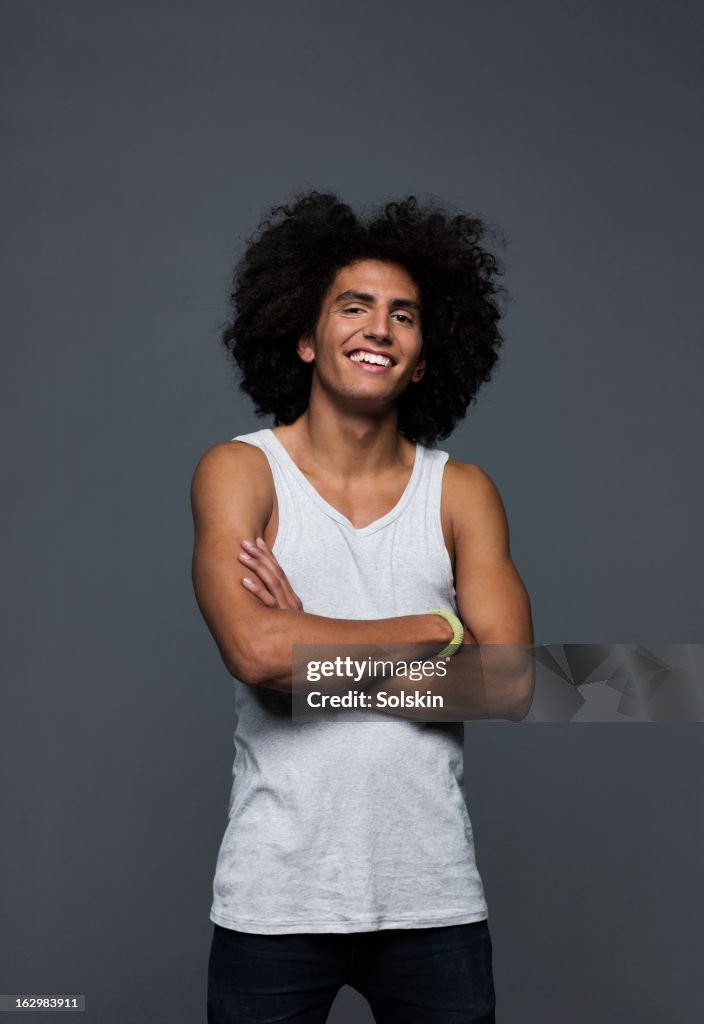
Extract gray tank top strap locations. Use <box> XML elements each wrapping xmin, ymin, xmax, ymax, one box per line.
<box><xmin>231</xmin><ymin>428</ymin><xmax>300</xmax><ymax>555</ymax></box>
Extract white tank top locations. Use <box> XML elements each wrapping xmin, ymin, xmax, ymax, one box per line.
<box><xmin>210</xmin><ymin>428</ymin><xmax>488</xmax><ymax>934</ymax></box>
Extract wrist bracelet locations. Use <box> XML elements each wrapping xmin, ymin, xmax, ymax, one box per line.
<box><xmin>427</xmin><ymin>608</ymin><xmax>464</xmax><ymax>658</ymax></box>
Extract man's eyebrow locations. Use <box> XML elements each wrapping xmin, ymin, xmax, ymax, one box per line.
<box><xmin>333</xmin><ymin>290</ymin><xmax>421</xmax><ymax>311</ymax></box>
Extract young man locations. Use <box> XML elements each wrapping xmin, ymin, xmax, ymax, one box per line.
<box><xmin>191</xmin><ymin>193</ymin><xmax>533</xmax><ymax>1023</ymax></box>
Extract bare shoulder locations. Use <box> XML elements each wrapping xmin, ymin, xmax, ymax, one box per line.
<box><xmin>190</xmin><ymin>440</ymin><xmax>274</xmax><ymax>530</ymax></box>
<box><xmin>191</xmin><ymin>439</ymin><xmax>272</xmax><ymax>484</ymax></box>
<box><xmin>440</xmin><ymin>458</ymin><xmax>511</xmax><ymax>565</ymax></box>
<box><xmin>443</xmin><ymin>457</ymin><xmax>507</xmax><ymax>515</ymax></box>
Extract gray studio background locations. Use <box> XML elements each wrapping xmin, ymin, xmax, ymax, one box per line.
<box><xmin>2</xmin><ymin>1</ymin><xmax>702</xmax><ymax>1021</ymax></box>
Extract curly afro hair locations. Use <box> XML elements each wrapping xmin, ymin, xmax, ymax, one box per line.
<box><xmin>222</xmin><ymin>191</ymin><xmax>507</xmax><ymax>446</ymax></box>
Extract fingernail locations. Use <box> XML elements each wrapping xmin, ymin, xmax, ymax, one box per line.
<box><xmin>255</xmin><ymin>537</ymin><xmax>267</xmax><ymax>548</ymax></box>
<box><xmin>242</xmin><ymin>539</ymin><xmax>255</xmax><ymax>549</ymax></box>
<box><xmin>239</xmin><ymin>552</ymin><xmax>252</xmax><ymax>561</ymax></box>
<box><xmin>242</xmin><ymin>577</ymin><xmax>254</xmax><ymax>586</ymax></box>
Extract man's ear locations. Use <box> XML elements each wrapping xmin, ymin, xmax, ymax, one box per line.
<box><xmin>297</xmin><ymin>335</ymin><xmax>315</xmax><ymax>364</ymax></box>
<box><xmin>411</xmin><ymin>355</ymin><xmax>426</xmax><ymax>382</ymax></box>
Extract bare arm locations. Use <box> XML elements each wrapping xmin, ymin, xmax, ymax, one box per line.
<box><xmin>446</xmin><ymin>460</ymin><xmax>534</xmax><ymax>719</ymax></box>
<box><xmin>190</xmin><ymin>442</ymin><xmax>453</xmax><ymax>689</ymax></box>
<box><xmin>447</xmin><ymin>461</ymin><xmax>533</xmax><ymax>645</ymax></box>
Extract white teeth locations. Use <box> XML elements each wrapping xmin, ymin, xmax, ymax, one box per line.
<box><xmin>349</xmin><ymin>351</ymin><xmax>392</xmax><ymax>367</ymax></box>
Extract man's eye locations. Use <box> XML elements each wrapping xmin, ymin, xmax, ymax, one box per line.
<box><xmin>393</xmin><ymin>313</ymin><xmax>413</xmax><ymax>324</ymax></box>
<box><xmin>343</xmin><ymin>306</ymin><xmax>365</xmax><ymax>314</ymax></box>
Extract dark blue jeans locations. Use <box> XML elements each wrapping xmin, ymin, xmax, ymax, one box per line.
<box><xmin>207</xmin><ymin>920</ymin><xmax>496</xmax><ymax>1023</ymax></box>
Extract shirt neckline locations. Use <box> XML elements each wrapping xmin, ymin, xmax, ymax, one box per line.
<box><xmin>264</xmin><ymin>428</ymin><xmax>425</xmax><ymax>537</ymax></box>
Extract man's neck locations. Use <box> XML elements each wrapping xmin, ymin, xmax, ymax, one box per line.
<box><xmin>276</xmin><ymin>391</ymin><xmax>412</xmax><ymax>481</ymax></box>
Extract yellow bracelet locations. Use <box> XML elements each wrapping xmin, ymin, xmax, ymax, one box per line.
<box><xmin>428</xmin><ymin>608</ymin><xmax>464</xmax><ymax>658</ymax></box>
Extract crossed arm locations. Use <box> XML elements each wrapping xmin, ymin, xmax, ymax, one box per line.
<box><xmin>190</xmin><ymin>442</ymin><xmax>534</xmax><ymax>717</ymax></box>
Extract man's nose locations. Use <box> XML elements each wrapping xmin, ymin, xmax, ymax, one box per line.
<box><xmin>364</xmin><ymin>308</ymin><xmax>392</xmax><ymax>341</ymax></box>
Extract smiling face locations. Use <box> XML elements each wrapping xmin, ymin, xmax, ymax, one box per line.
<box><xmin>297</xmin><ymin>260</ymin><xmax>426</xmax><ymax>411</ymax></box>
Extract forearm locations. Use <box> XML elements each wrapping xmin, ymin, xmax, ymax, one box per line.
<box><xmin>234</xmin><ymin>609</ymin><xmax>453</xmax><ymax>691</ymax></box>
<box><xmin>361</xmin><ymin>642</ymin><xmax>535</xmax><ymax>722</ymax></box>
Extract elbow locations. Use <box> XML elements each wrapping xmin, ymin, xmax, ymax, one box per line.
<box><xmin>228</xmin><ymin>655</ymin><xmax>264</xmax><ymax>687</ymax></box>
<box><xmin>224</xmin><ymin>631</ymin><xmax>277</xmax><ymax>688</ymax></box>
<box><xmin>476</xmin><ymin>637</ymin><xmax>535</xmax><ymax>722</ymax></box>
<box><xmin>225</xmin><ymin>646</ymin><xmax>265</xmax><ymax>687</ymax></box>
<box><xmin>504</xmin><ymin>666</ymin><xmax>536</xmax><ymax>722</ymax></box>
<box><xmin>505</xmin><ymin>695</ymin><xmax>532</xmax><ymax>722</ymax></box>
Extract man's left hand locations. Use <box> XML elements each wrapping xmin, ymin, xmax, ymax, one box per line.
<box><xmin>238</xmin><ymin>538</ymin><xmax>304</xmax><ymax>611</ymax></box>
